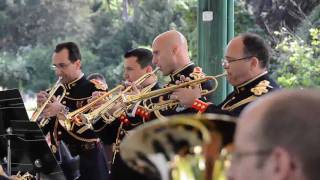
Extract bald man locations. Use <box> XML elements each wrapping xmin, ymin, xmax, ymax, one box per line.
<box><xmin>150</xmin><ymin>30</ymin><xmax>213</xmax><ymax>119</ymax></box>
<box><xmin>228</xmin><ymin>89</ymin><xmax>320</xmax><ymax>180</ymax></box>
<box><xmin>172</xmin><ymin>32</ymin><xmax>279</xmax><ymax>117</ymax></box>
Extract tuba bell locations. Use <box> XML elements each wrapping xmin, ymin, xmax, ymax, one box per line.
<box><xmin>119</xmin><ymin>113</ymin><xmax>236</xmax><ymax>180</ymax></box>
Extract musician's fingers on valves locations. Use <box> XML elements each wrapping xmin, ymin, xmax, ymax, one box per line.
<box><xmin>36</xmin><ymin>91</ymin><xmax>49</xmax><ymax>107</ymax></box>
<box><xmin>171</xmin><ymin>86</ymin><xmax>201</xmax><ymax>108</ymax></box>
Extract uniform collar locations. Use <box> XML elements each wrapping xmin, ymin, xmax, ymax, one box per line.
<box><xmin>170</xmin><ymin>62</ymin><xmax>194</xmax><ymax>82</ymax></box>
<box><xmin>234</xmin><ymin>71</ymin><xmax>268</xmax><ymax>93</ymax></box>
<box><xmin>65</xmin><ymin>73</ymin><xmax>85</xmax><ymax>89</ymax></box>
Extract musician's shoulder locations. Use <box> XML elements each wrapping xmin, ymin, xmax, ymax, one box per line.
<box><xmin>89</xmin><ymin>79</ymin><xmax>108</xmax><ymax>91</ymax></box>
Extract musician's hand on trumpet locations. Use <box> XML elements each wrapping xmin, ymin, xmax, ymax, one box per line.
<box><xmin>88</xmin><ymin>91</ymin><xmax>109</xmax><ymax>110</ymax></box>
<box><xmin>36</xmin><ymin>91</ymin><xmax>66</xmax><ymax>118</ymax></box>
<box><xmin>123</xmin><ymin>81</ymin><xmax>141</xmax><ymax>95</ymax></box>
<box><xmin>42</xmin><ymin>96</ymin><xmax>66</xmax><ymax>118</ymax></box>
<box><xmin>36</xmin><ymin>90</ymin><xmax>49</xmax><ymax>108</ymax></box>
<box><xmin>171</xmin><ymin>75</ymin><xmax>202</xmax><ymax>108</ymax></box>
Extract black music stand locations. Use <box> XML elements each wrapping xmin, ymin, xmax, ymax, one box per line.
<box><xmin>0</xmin><ymin>89</ymin><xmax>66</xmax><ymax>180</ymax></box>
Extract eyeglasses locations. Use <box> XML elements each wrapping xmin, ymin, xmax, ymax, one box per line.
<box><xmin>51</xmin><ymin>62</ymin><xmax>72</xmax><ymax>70</ymax></box>
<box><xmin>221</xmin><ymin>56</ymin><xmax>253</xmax><ymax>66</ymax></box>
<box><xmin>230</xmin><ymin>149</ymin><xmax>271</xmax><ymax>163</ymax></box>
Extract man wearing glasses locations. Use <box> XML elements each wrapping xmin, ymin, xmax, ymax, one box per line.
<box><xmin>228</xmin><ymin>89</ymin><xmax>320</xmax><ymax>180</ymax></box>
<box><xmin>172</xmin><ymin>32</ymin><xmax>279</xmax><ymax>116</ymax></box>
<box><xmin>36</xmin><ymin>42</ymin><xmax>108</xmax><ymax>180</ymax></box>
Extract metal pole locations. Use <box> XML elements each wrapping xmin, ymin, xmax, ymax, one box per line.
<box><xmin>198</xmin><ymin>0</ymin><xmax>228</xmax><ymax>104</ymax></box>
<box><xmin>226</xmin><ymin>0</ymin><xmax>235</xmax><ymax>94</ymax></box>
<box><xmin>6</xmin><ymin>127</ymin><xmax>12</xmax><ymax>176</ymax></box>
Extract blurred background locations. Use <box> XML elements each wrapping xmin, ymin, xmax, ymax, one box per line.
<box><xmin>0</xmin><ymin>0</ymin><xmax>319</xmax><ymax>113</ymax></box>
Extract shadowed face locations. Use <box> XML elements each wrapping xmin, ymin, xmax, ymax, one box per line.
<box><xmin>227</xmin><ymin>99</ymin><xmax>275</xmax><ymax>180</ymax></box>
<box><xmin>52</xmin><ymin>48</ymin><xmax>81</xmax><ymax>84</ymax></box>
<box><xmin>124</xmin><ymin>56</ymin><xmax>149</xmax><ymax>82</ymax></box>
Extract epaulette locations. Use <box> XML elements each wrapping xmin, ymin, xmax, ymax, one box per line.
<box><xmin>90</xmin><ymin>79</ymin><xmax>107</xmax><ymax>91</ymax></box>
<box><xmin>251</xmin><ymin>80</ymin><xmax>273</xmax><ymax>96</ymax></box>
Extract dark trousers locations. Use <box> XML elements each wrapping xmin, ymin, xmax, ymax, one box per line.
<box><xmin>78</xmin><ymin>143</ymin><xmax>109</xmax><ymax>180</ymax></box>
<box><xmin>0</xmin><ymin>176</ymin><xmax>9</xmax><ymax>180</ymax></box>
<box><xmin>58</xmin><ymin>141</ymin><xmax>80</xmax><ymax>180</ymax></box>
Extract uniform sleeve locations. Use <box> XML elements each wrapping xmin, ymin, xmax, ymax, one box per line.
<box><xmin>38</xmin><ymin>117</ymin><xmax>55</xmax><ymax>135</ymax></box>
<box><xmin>92</xmin><ymin>118</ymin><xmax>121</xmax><ymax>145</ymax></box>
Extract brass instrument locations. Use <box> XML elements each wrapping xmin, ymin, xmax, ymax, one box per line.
<box><xmin>59</xmin><ymin>83</ymin><xmax>124</xmax><ymax>130</ymax></box>
<box><xmin>120</xmin><ymin>113</ymin><xmax>236</xmax><ymax>180</ymax></box>
<box><xmin>123</xmin><ymin>72</ymin><xmax>227</xmax><ymax>112</ymax></box>
<box><xmin>30</xmin><ymin>77</ymin><xmax>66</xmax><ymax>127</ymax></box>
<box><xmin>76</xmin><ymin>67</ymin><xmax>159</xmax><ymax>128</ymax></box>
<box><xmin>0</xmin><ymin>165</ymin><xmax>34</xmax><ymax>180</ymax></box>
<box><xmin>14</xmin><ymin>171</ymin><xmax>34</xmax><ymax>180</ymax></box>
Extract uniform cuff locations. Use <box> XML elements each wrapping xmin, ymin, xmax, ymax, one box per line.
<box><xmin>119</xmin><ymin>113</ymin><xmax>130</xmax><ymax>125</ymax></box>
<box><xmin>135</xmin><ymin>106</ymin><xmax>150</xmax><ymax>121</ymax></box>
<box><xmin>191</xmin><ymin>99</ymin><xmax>209</xmax><ymax>113</ymax></box>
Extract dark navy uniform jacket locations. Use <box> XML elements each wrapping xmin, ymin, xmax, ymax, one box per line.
<box><xmin>40</xmin><ymin>75</ymin><xmax>109</xmax><ymax>180</ymax></box>
<box><xmin>92</xmin><ymin>82</ymin><xmax>161</xmax><ymax>180</ymax></box>
<box><xmin>93</xmin><ymin>82</ymin><xmax>161</xmax><ymax>145</ymax></box>
<box><xmin>41</xmin><ymin>75</ymin><xmax>106</xmax><ymax>153</ymax></box>
<box><xmin>206</xmin><ymin>71</ymin><xmax>280</xmax><ymax>117</ymax></box>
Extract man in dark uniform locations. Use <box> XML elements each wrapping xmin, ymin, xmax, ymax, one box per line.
<box><xmin>172</xmin><ymin>32</ymin><xmax>279</xmax><ymax>117</ymax></box>
<box><xmin>36</xmin><ymin>42</ymin><xmax>108</xmax><ymax>180</ymax></box>
<box><xmin>91</xmin><ymin>48</ymin><xmax>160</xmax><ymax>180</ymax></box>
<box><xmin>150</xmin><ymin>30</ymin><xmax>213</xmax><ymax>119</ymax></box>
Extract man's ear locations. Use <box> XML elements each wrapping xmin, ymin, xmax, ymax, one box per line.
<box><xmin>250</xmin><ymin>57</ymin><xmax>259</xmax><ymax>69</ymax></box>
<box><xmin>75</xmin><ymin>59</ymin><xmax>81</xmax><ymax>69</ymax></box>
<box><xmin>172</xmin><ymin>44</ymin><xmax>179</xmax><ymax>55</ymax></box>
<box><xmin>145</xmin><ymin>65</ymin><xmax>152</xmax><ymax>73</ymax></box>
<box><xmin>270</xmin><ymin>147</ymin><xmax>295</xmax><ymax>180</ymax></box>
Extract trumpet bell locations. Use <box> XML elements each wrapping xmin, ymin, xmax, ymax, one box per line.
<box><xmin>120</xmin><ymin>113</ymin><xmax>236</xmax><ymax>180</ymax></box>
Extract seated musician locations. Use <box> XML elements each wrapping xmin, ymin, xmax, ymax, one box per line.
<box><xmin>149</xmin><ymin>30</ymin><xmax>213</xmax><ymax>119</ymax></box>
<box><xmin>91</xmin><ymin>48</ymin><xmax>160</xmax><ymax>180</ymax></box>
<box><xmin>228</xmin><ymin>89</ymin><xmax>320</xmax><ymax>180</ymax></box>
<box><xmin>35</xmin><ymin>42</ymin><xmax>109</xmax><ymax>180</ymax></box>
<box><xmin>171</xmin><ymin>32</ymin><xmax>280</xmax><ymax>117</ymax></box>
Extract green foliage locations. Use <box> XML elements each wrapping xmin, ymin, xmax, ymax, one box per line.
<box><xmin>0</xmin><ymin>0</ymin><xmax>92</xmax><ymax>52</ymax></box>
<box><xmin>0</xmin><ymin>51</ymin><xmax>30</xmax><ymax>89</ymax></box>
<box><xmin>88</xmin><ymin>0</ymin><xmax>198</xmax><ymax>87</ymax></box>
<box><xmin>234</xmin><ymin>0</ymin><xmax>265</xmax><ymax>35</ymax></box>
<box><xmin>275</xmin><ymin>27</ymin><xmax>320</xmax><ymax>87</ymax></box>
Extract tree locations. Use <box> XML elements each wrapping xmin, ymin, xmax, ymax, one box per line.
<box><xmin>0</xmin><ymin>0</ymin><xmax>92</xmax><ymax>52</ymax></box>
<box><xmin>245</xmin><ymin>0</ymin><xmax>320</xmax><ymax>42</ymax></box>
<box><xmin>275</xmin><ymin>27</ymin><xmax>320</xmax><ymax>87</ymax></box>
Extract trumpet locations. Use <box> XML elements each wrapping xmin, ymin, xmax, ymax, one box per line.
<box><xmin>30</xmin><ymin>77</ymin><xmax>66</xmax><ymax>127</ymax></box>
<box><xmin>75</xmin><ymin>67</ymin><xmax>159</xmax><ymax>127</ymax></box>
<box><xmin>123</xmin><ymin>72</ymin><xmax>227</xmax><ymax>111</ymax></box>
<box><xmin>60</xmin><ymin>83</ymin><xmax>124</xmax><ymax>130</ymax></box>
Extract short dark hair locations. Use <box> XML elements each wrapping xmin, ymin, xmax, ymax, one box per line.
<box><xmin>124</xmin><ymin>48</ymin><xmax>153</xmax><ymax>68</ymax></box>
<box><xmin>240</xmin><ymin>33</ymin><xmax>270</xmax><ymax>68</ymax></box>
<box><xmin>257</xmin><ymin>89</ymin><xmax>320</xmax><ymax>180</ymax></box>
<box><xmin>87</xmin><ymin>73</ymin><xmax>106</xmax><ymax>83</ymax></box>
<box><xmin>55</xmin><ymin>42</ymin><xmax>81</xmax><ymax>63</ymax></box>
